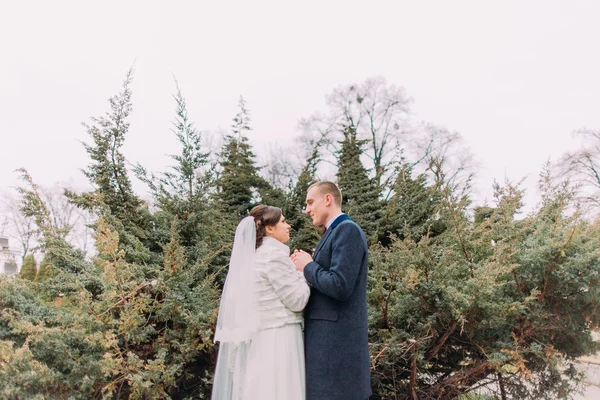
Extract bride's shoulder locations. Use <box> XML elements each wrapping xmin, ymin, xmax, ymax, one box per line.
<box><xmin>257</xmin><ymin>237</ymin><xmax>290</xmax><ymax>260</ymax></box>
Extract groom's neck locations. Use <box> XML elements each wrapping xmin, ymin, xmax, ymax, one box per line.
<box><xmin>324</xmin><ymin>208</ymin><xmax>343</xmax><ymax>224</ymax></box>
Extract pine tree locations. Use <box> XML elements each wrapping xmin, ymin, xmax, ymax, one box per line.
<box><xmin>215</xmin><ymin>97</ymin><xmax>267</xmax><ymax>219</ymax></box>
<box><xmin>257</xmin><ymin>181</ymin><xmax>287</xmax><ymax>210</ymax></box>
<box><xmin>135</xmin><ymin>81</ymin><xmax>213</xmax><ymax>245</ymax></box>
<box><xmin>66</xmin><ymin>68</ymin><xmax>155</xmax><ymax>265</ymax></box>
<box><xmin>378</xmin><ymin>164</ymin><xmax>445</xmax><ymax>246</ymax></box>
<box><xmin>34</xmin><ymin>256</ymin><xmax>51</xmax><ymax>282</ymax></box>
<box><xmin>161</xmin><ymin>80</ymin><xmax>210</xmax><ymax>201</ymax></box>
<box><xmin>78</xmin><ymin>68</ymin><xmax>141</xmax><ymax>220</ymax></box>
<box><xmin>16</xmin><ymin>169</ymin><xmax>99</xmax><ymax>293</ymax></box>
<box><xmin>368</xmin><ymin>174</ymin><xmax>600</xmax><ymax>399</ymax></box>
<box><xmin>336</xmin><ymin>124</ymin><xmax>381</xmax><ymax>244</ymax></box>
<box><xmin>19</xmin><ymin>254</ymin><xmax>37</xmax><ymax>281</ymax></box>
<box><xmin>135</xmin><ymin>81</ymin><xmax>231</xmax><ymax>274</ymax></box>
<box><xmin>285</xmin><ymin>146</ymin><xmax>321</xmax><ymax>252</ymax></box>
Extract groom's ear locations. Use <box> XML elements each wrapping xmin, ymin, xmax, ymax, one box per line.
<box><xmin>324</xmin><ymin>193</ymin><xmax>332</xmax><ymax>206</ymax></box>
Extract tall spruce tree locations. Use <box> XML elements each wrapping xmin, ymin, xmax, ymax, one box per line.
<box><xmin>378</xmin><ymin>164</ymin><xmax>445</xmax><ymax>246</ymax></box>
<box><xmin>216</xmin><ymin>97</ymin><xmax>272</xmax><ymax>219</ymax></box>
<box><xmin>19</xmin><ymin>254</ymin><xmax>37</xmax><ymax>281</ymax></box>
<box><xmin>257</xmin><ymin>180</ymin><xmax>287</xmax><ymax>211</ymax></box>
<box><xmin>285</xmin><ymin>146</ymin><xmax>321</xmax><ymax>252</ymax></box>
<box><xmin>15</xmin><ymin>169</ymin><xmax>98</xmax><ymax>293</ymax></box>
<box><xmin>5</xmin><ymin>80</ymin><xmax>223</xmax><ymax>399</ymax></box>
<box><xmin>3</xmin><ymin>181</ymin><xmax>219</xmax><ymax>398</ymax></box>
<box><xmin>78</xmin><ymin>68</ymin><xmax>141</xmax><ymax>220</ymax></box>
<box><xmin>368</xmin><ymin>173</ymin><xmax>600</xmax><ymax>399</ymax></box>
<box><xmin>135</xmin><ymin>81</ymin><xmax>230</xmax><ymax>273</ymax></box>
<box><xmin>160</xmin><ymin>80</ymin><xmax>210</xmax><ymax>201</ymax></box>
<box><xmin>67</xmin><ymin>68</ymin><xmax>155</xmax><ymax>264</ymax></box>
<box><xmin>34</xmin><ymin>257</ymin><xmax>51</xmax><ymax>282</ymax></box>
<box><xmin>336</xmin><ymin>124</ymin><xmax>381</xmax><ymax>244</ymax></box>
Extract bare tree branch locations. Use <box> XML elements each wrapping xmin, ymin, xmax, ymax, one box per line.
<box><xmin>556</xmin><ymin>128</ymin><xmax>600</xmax><ymax>211</ymax></box>
<box><xmin>300</xmin><ymin>76</ymin><xmax>413</xmax><ymax>188</ymax></box>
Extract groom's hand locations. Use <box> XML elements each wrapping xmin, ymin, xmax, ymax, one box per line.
<box><xmin>291</xmin><ymin>250</ymin><xmax>313</xmax><ymax>272</ymax></box>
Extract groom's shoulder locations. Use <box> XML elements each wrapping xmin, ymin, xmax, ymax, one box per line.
<box><xmin>335</xmin><ymin>219</ymin><xmax>365</xmax><ymax>238</ymax></box>
<box><xmin>333</xmin><ymin>222</ymin><xmax>368</xmax><ymax>251</ymax></box>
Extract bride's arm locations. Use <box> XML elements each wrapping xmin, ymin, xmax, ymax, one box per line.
<box><xmin>265</xmin><ymin>251</ymin><xmax>310</xmax><ymax>312</ymax></box>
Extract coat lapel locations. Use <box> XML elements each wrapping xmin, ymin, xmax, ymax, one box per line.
<box><xmin>312</xmin><ymin>214</ymin><xmax>351</xmax><ymax>259</ymax></box>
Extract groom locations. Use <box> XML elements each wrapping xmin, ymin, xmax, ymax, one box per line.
<box><xmin>292</xmin><ymin>181</ymin><xmax>371</xmax><ymax>400</ymax></box>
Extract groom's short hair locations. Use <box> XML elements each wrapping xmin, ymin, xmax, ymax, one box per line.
<box><xmin>308</xmin><ymin>181</ymin><xmax>342</xmax><ymax>207</ymax></box>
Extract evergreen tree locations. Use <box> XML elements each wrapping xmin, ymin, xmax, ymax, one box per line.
<box><xmin>160</xmin><ymin>80</ymin><xmax>210</xmax><ymax>201</ymax></box>
<box><xmin>336</xmin><ymin>124</ymin><xmax>382</xmax><ymax>244</ymax></box>
<box><xmin>66</xmin><ymin>68</ymin><xmax>156</xmax><ymax>265</ymax></box>
<box><xmin>285</xmin><ymin>146</ymin><xmax>321</xmax><ymax>252</ymax></box>
<box><xmin>135</xmin><ymin>81</ymin><xmax>231</xmax><ymax>275</ymax></box>
<box><xmin>16</xmin><ymin>169</ymin><xmax>100</xmax><ymax>293</ymax></box>
<box><xmin>215</xmin><ymin>97</ymin><xmax>268</xmax><ymax>219</ymax></box>
<box><xmin>4</xmin><ymin>73</ymin><xmax>600</xmax><ymax>400</ymax></box>
<box><xmin>34</xmin><ymin>257</ymin><xmax>50</xmax><ymax>282</ymax></box>
<box><xmin>378</xmin><ymin>164</ymin><xmax>445</xmax><ymax>246</ymax></box>
<box><xmin>473</xmin><ymin>205</ymin><xmax>496</xmax><ymax>224</ymax></box>
<box><xmin>368</xmin><ymin>176</ymin><xmax>600</xmax><ymax>399</ymax></box>
<box><xmin>136</xmin><ymin>82</ymin><xmax>212</xmax><ymax>246</ymax></box>
<box><xmin>19</xmin><ymin>254</ymin><xmax>37</xmax><ymax>281</ymax></box>
<box><xmin>257</xmin><ymin>180</ymin><xmax>287</xmax><ymax>210</ymax></box>
<box><xmin>78</xmin><ymin>68</ymin><xmax>141</xmax><ymax>220</ymax></box>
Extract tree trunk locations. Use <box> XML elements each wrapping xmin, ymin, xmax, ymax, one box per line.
<box><xmin>498</xmin><ymin>372</ymin><xmax>507</xmax><ymax>400</ymax></box>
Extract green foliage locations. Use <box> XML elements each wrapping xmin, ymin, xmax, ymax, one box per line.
<box><xmin>19</xmin><ymin>254</ymin><xmax>37</xmax><ymax>281</ymax></box>
<box><xmin>135</xmin><ymin>79</ymin><xmax>210</xmax><ymax>203</ymax></box>
<box><xmin>164</xmin><ymin>80</ymin><xmax>210</xmax><ymax>200</ymax></box>
<box><xmin>1</xmin><ymin>75</ymin><xmax>223</xmax><ymax>399</ymax></box>
<box><xmin>91</xmin><ymin>218</ymin><xmax>220</xmax><ymax>399</ymax></box>
<box><xmin>215</xmin><ymin>98</ymin><xmax>264</xmax><ymax>220</ymax></box>
<box><xmin>215</xmin><ymin>96</ymin><xmax>284</xmax><ymax>220</ymax></box>
<box><xmin>0</xmin><ymin>272</ymin><xmax>106</xmax><ymax>399</ymax></box>
<box><xmin>77</xmin><ymin>67</ymin><xmax>141</xmax><ymax>221</ymax></box>
<box><xmin>378</xmin><ymin>164</ymin><xmax>445</xmax><ymax>246</ymax></box>
<box><xmin>66</xmin><ymin>68</ymin><xmax>156</xmax><ymax>266</ymax></box>
<box><xmin>336</xmin><ymin>124</ymin><xmax>382</xmax><ymax>244</ymax></box>
<box><xmin>134</xmin><ymin>81</ymin><xmax>231</xmax><ymax>277</ymax></box>
<box><xmin>3</xmin><ymin>74</ymin><xmax>600</xmax><ymax>400</ymax></box>
<box><xmin>34</xmin><ymin>257</ymin><xmax>51</xmax><ymax>282</ymax></box>
<box><xmin>16</xmin><ymin>169</ymin><xmax>101</xmax><ymax>294</ymax></box>
<box><xmin>0</xmin><ymin>217</ymin><xmax>220</xmax><ymax>399</ymax></box>
<box><xmin>368</xmin><ymin>178</ymin><xmax>599</xmax><ymax>399</ymax></box>
<box><xmin>0</xmin><ymin>338</ymin><xmax>57</xmax><ymax>400</ymax></box>
<box><xmin>285</xmin><ymin>145</ymin><xmax>321</xmax><ymax>252</ymax></box>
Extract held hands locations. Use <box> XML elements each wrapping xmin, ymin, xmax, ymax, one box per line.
<box><xmin>291</xmin><ymin>249</ymin><xmax>313</xmax><ymax>272</ymax></box>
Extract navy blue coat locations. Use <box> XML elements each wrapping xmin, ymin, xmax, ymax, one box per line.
<box><xmin>303</xmin><ymin>215</ymin><xmax>371</xmax><ymax>400</ymax></box>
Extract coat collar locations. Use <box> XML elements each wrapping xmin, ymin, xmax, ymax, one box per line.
<box><xmin>327</xmin><ymin>214</ymin><xmax>350</xmax><ymax>232</ymax></box>
<box><xmin>313</xmin><ymin>214</ymin><xmax>351</xmax><ymax>258</ymax></box>
<box><xmin>262</xmin><ymin>236</ymin><xmax>291</xmax><ymax>256</ymax></box>
<box><xmin>325</xmin><ymin>212</ymin><xmax>345</xmax><ymax>230</ymax></box>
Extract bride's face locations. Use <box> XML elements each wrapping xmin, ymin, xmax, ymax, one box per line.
<box><xmin>266</xmin><ymin>214</ymin><xmax>291</xmax><ymax>243</ymax></box>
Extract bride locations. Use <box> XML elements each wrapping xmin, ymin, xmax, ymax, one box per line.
<box><xmin>212</xmin><ymin>205</ymin><xmax>310</xmax><ymax>400</ymax></box>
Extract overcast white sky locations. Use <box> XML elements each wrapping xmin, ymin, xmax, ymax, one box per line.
<box><xmin>1</xmin><ymin>0</ymin><xmax>599</xmax><ymax>211</ymax></box>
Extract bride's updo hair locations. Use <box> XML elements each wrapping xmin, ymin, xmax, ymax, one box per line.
<box><xmin>249</xmin><ymin>205</ymin><xmax>282</xmax><ymax>249</ymax></box>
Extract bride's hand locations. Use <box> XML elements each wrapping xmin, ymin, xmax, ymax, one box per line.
<box><xmin>292</xmin><ymin>250</ymin><xmax>312</xmax><ymax>272</ymax></box>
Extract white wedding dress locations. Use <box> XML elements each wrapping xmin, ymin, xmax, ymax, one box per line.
<box><xmin>243</xmin><ymin>236</ymin><xmax>310</xmax><ymax>400</ymax></box>
<box><xmin>212</xmin><ymin>220</ymin><xmax>310</xmax><ymax>400</ymax></box>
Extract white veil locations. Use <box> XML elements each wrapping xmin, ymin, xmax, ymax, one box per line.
<box><xmin>212</xmin><ymin>216</ymin><xmax>260</xmax><ymax>400</ymax></box>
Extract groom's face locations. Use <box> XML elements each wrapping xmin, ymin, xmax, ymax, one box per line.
<box><xmin>305</xmin><ymin>186</ymin><xmax>328</xmax><ymax>227</ymax></box>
